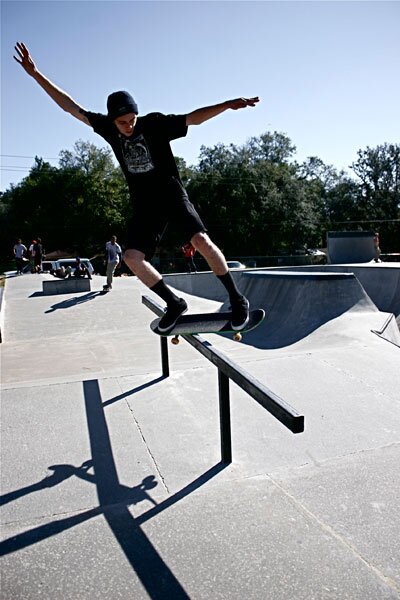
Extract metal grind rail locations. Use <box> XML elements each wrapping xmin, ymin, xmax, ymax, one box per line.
<box><xmin>142</xmin><ymin>295</ymin><xmax>304</xmax><ymax>464</ymax></box>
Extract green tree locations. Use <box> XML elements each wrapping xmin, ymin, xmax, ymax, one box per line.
<box><xmin>350</xmin><ymin>144</ymin><xmax>400</xmax><ymax>250</ymax></box>
<box><xmin>350</xmin><ymin>143</ymin><xmax>399</xmax><ymax>216</ymax></box>
<box><xmin>0</xmin><ymin>157</ymin><xmax>60</xmax><ymax>254</ymax></box>
<box><xmin>2</xmin><ymin>136</ymin><xmax>398</xmax><ymax>268</ymax></box>
<box><xmin>57</xmin><ymin>140</ymin><xmax>131</xmax><ymax>253</ymax></box>
<box><xmin>0</xmin><ymin>142</ymin><xmax>131</xmax><ymax>258</ymax></box>
<box><xmin>187</xmin><ymin>133</ymin><xmax>324</xmax><ymax>255</ymax></box>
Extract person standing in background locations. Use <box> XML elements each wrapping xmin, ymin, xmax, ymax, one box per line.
<box><xmin>32</xmin><ymin>238</ymin><xmax>44</xmax><ymax>273</ymax></box>
<box><xmin>104</xmin><ymin>235</ymin><xmax>122</xmax><ymax>291</ymax></box>
<box><xmin>373</xmin><ymin>232</ymin><xmax>382</xmax><ymax>263</ymax></box>
<box><xmin>182</xmin><ymin>242</ymin><xmax>197</xmax><ymax>273</ymax></box>
<box><xmin>13</xmin><ymin>238</ymin><xmax>27</xmax><ymax>275</ymax></box>
<box><xmin>28</xmin><ymin>240</ymin><xmax>36</xmax><ymax>273</ymax></box>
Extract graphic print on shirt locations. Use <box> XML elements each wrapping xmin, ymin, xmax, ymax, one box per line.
<box><xmin>120</xmin><ymin>134</ymin><xmax>154</xmax><ymax>174</ymax></box>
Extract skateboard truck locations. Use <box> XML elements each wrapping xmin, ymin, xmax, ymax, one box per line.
<box><xmin>171</xmin><ymin>331</ymin><xmax>242</xmax><ymax>345</ymax></box>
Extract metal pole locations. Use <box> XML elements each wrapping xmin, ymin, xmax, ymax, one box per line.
<box><xmin>218</xmin><ymin>370</ymin><xmax>232</xmax><ymax>464</ymax></box>
<box><xmin>161</xmin><ymin>337</ymin><xmax>169</xmax><ymax>378</ymax></box>
<box><xmin>142</xmin><ymin>294</ymin><xmax>304</xmax><ymax>433</ymax></box>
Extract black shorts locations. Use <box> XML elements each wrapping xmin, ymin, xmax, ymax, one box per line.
<box><xmin>126</xmin><ymin>178</ymin><xmax>207</xmax><ymax>259</ymax></box>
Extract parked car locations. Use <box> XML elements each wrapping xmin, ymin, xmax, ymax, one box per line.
<box><xmin>54</xmin><ymin>258</ymin><xmax>95</xmax><ymax>276</ymax></box>
<box><xmin>306</xmin><ymin>249</ymin><xmax>327</xmax><ymax>265</ymax></box>
<box><xmin>227</xmin><ymin>261</ymin><xmax>246</xmax><ymax>270</ymax></box>
<box><xmin>41</xmin><ymin>260</ymin><xmax>58</xmax><ymax>273</ymax></box>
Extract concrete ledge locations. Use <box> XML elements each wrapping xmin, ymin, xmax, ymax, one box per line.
<box><xmin>0</xmin><ymin>285</ymin><xmax>4</xmax><ymax>343</ymax></box>
<box><xmin>42</xmin><ymin>277</ymin><xmax>91</xmax><ymax>295</ymax></box>
<box><xmin>243</xmin><ymin>270</ymin><xmax>354</xmax><ymax>280</ymax></box>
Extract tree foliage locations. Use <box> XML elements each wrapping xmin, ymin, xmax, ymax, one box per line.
<box><xmin>1</xmin><ymin>135</ymin><xmax>399</xmax><ymax>263</ymax></box>
<box><xmin>1</xmin><ymin>141</ymin><xmax>131</xmax><ymax>258</ymax></box>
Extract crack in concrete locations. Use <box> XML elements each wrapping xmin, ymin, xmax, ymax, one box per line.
<box><xmin>268</xmin><ymin>476</ymin><xmax>400</xmax><ymax>594</ymax></box>
<box><xmin>118</xmin><ymin>380</ymin><xmax>170</xmax><ymax>495</ymax></box>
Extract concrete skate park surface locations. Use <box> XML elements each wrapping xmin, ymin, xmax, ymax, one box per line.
<box><xmin>1</xmin><ymin>266</ymin><xmax>399</xmax><ymax>599</ymax></box>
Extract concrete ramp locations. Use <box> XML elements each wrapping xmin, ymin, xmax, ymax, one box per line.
<box><xmin>164</xmin><ymin>268</ymin><xmax>400</xmax><ymax>349</ymax></box>
<box><xmin>263</xmin><ymin>264</ymin><xmax>400</xmax><ymax>318</ymax></box>
<box><xmin>164</xmin><ymin>270</ymin><xmax>237</xmax><ymax>302</ymax></box>
<box><xmin>223</xmin><ymin>271</ymin><xmax>381</xmax><ymax>349</ymax></box>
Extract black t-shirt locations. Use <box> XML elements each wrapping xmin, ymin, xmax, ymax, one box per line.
<box><xmin>85</xmin><ymin>111</ymin><xmax>188</xmax><ymax>198</ymax></box>
<box><xmin>33</xmin><ymin>243</ymin><xmax>43</xmax><ymax>258</ymax></box>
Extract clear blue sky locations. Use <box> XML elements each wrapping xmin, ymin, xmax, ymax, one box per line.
<box><xmin>1</xmin><ymin>0</ymin><xmax>399</xmax><ymax>192</ymax></box>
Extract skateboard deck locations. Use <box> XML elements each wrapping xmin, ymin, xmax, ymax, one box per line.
<box><xmin>151</xmin><ymin>308</ymin><xmax>265</xmax><ymax>343</ymax></box>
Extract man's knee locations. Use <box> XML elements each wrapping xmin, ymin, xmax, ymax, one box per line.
<box><xmin>124</xmin><ymin>248</ymin><xmax>145</xmax><ymax>267</ymax></box>
<box><xmin>191</xmin><ymin>232</ymin><xmax>213</xmax><ymax>254</ymax></box>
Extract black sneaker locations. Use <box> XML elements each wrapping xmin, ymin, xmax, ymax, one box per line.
<box><xmin>231</xmin><ymin>296</ymin><xmax>250</xmax><ymax>331</ymax></box>
<box><xmin>158</xmin><ymin>298</ymin><xmax>188</xmax><ymax>333</ymax></box>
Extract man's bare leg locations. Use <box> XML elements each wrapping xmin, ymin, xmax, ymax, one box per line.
<box><xmin>124</xmin><ymin>248</ymin><xmax>161</xmax><ymax>287</ymax></box>
<box><xmin>124</xmin><ymin>248</ymin><xmax>187</xmax><ymax>331</ymax></box>
<box><xmin>191</xmin><ymin>232</ymin><xmax>249</xmax><ymax>329</ymax></box>
<box><xmin>124</xmin><ymin>237</ymin><xmax>228</xmax><ymax>281</ymax></box>
<box><xmin>190</xmin><ymin>232</ymin><xmax>228</xmax><ymax>276</ymax></box>
<box><xmin>124</xmin><ymin>238</ymin><xmax>249</xmax><ymax>330</ymax></box>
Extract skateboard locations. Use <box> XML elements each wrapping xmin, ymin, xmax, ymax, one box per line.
<box><xmin>151</xmin><ymin>308</ymin><xmax>265</xmax><ymax>344</ymax></box>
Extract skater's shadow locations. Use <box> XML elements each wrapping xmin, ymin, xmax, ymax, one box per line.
<box><xmin>44</xmin><ymin>291</ymin><xmax>103</xmax><ymax>312</ymax></box>
<box><xmin>0</xmin><ymin>461</ymin><xmax>159</xmax><ymax>509</ymax></box>
<box><xmin>0</xmin><ymin>378</ymin><xmax>226</xmax><ymax>598</ymax></box>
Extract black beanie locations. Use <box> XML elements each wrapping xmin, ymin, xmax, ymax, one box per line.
<box><xmin>107</xmin><ymin>91</ymin><xmax>139</xmax><ymax>120</ymax></box>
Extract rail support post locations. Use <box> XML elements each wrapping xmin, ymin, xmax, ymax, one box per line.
<box><xmin>142</xmin><ymin>294</ymin><xmax>304</xmax><ymax>465</ymax></box>
<box><xmin>160</xmin><ymin>336</ymin><xmax>170</xmax><ymax>378</ymax></box>
<box><xmin>218</xmin><ymin>370</ymin><xmax>232</xmax><ymax>464</ymax></box>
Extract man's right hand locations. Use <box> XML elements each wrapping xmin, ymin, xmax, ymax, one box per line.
<box><xmin>13</xmin><ymin>41</ymin><xmax>90</xmax><ymax>126</ymax></box>
<box><xmin>14</xmin><ymin>42</ymin><xmax>37</xmax><ymax>77</ymax></box>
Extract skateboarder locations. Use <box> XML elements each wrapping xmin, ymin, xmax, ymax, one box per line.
<box><xmin>104</xmin><ymin>235</ymin><xmax>122</xmax><ymax>291</ymax></box>
<box><xmin>14</xmin><ymin>42</ymin><xmax>259</xmax><ymax>333</ymax></box>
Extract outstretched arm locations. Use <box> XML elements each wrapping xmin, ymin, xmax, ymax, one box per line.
<box><xmin>186</xmin><ymin>97</ymin><xmax>259</xmax><ymax>126</ymax></box>
<box><xmin>14</xmin><ymin>42</ymin><xmax>90</xmax><ymax>125</ymax></box>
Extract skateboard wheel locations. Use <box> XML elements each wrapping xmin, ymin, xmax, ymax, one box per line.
<box><xmin>233</xmin><ymin>332</ymin><xmax>242</xmax><ymax>342</ymax></box>
<box><xmin>171</xmin><ymin>336</ymin><xmax>180</xmax><ymax>345</ymax></box>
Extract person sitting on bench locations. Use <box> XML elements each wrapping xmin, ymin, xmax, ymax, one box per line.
<box><xmin>70</xmin><ymin>257</ymin><xmax>92</xmax><ymax>279</ymax></box>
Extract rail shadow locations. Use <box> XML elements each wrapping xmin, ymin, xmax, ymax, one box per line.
<box><xmin>0</xmin><ymin>379</ymin><xmax>227</xmax><ymax>598</ymax></box>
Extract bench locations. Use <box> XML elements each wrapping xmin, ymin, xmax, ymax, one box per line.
<box><xmin>42</xmin><ymin>277</ymin><xmax>91</xmax><ymax>295</ymax></box>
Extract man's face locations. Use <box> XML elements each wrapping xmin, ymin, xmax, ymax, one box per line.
<box><xmin>114</xmin><ymin>113</ymin><xmax>137</xmax><ymax>137</ymax></box>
